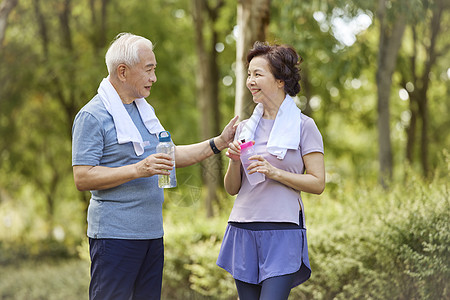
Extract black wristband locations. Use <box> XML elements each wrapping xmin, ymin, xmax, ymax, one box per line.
<box><xmin>209</xmin><ymin>138</ymin><xmax>221</xmax><ymax>154</ymax></box>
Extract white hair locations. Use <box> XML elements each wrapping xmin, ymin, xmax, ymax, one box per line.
<box><xmin>105</xmin><ymin>33</ymin><xmax>154</xmax><ymax>75</ymax></box>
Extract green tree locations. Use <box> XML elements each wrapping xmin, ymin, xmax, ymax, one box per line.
<box><xmin>234</xmin><ymin>0</ymin><xmax>270</xmax><ymax>119</ymax></box>
<box><xmin>270</xmin><ymin>0</ymin><xmax>449</xmax><ymax>186</ymax></box>
<box><xmin>0</xmin><ymin>0</ymin><xmax>202</xmax><ymax>237</ymax></box>
<box><xmin>0</xmin><ymin>0</ymin><xmax>18</xmax><ymax>46</ymax></box>
<box><xmin>270</xmin><ymin>0</ymin><xmax>380</xmax><ymax>183</ymax></box>
<box><xmin>0</xmin><ymin>0</ymin><xmax>448</xmax><ymax>260</ymax></box>
<box><xmin>192</xmin><ymin>0</ymin><xmax>226</xmax><ymax>217</ymax></box>
<box><xmin>399</xmin><ymin>0</ymin><xmax>450</xmax><ymax>175</ymax></box>
<box><xmin>375</xmin><ymin>0</ymin><xmax>408</xmax><ymax>186</ymax></box>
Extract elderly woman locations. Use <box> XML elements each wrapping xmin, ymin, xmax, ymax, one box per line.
<box><xmin>217</xmin><ymin>41</ymin><xmax>325</xmax><ymax>300</ymax></box>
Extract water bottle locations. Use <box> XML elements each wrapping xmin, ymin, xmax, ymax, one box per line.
<box><xmin>157</xmin><ymin>131</ymin><xmax>177</xmax><ymax>188</ymax></box>
<box><xmin>240</xmin><ymin>141</ymin><xmax>265</xmax><ymax>185</ymax></box>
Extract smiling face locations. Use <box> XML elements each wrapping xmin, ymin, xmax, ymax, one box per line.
<box><xmin>246</xmin><ymin>56</ymin><xmax>284</xmax><ymax>106</ymax></box>
<box><xmin>120</xmin><ymin>45</ymin><xmax>157</xmax><ymax>103</ymax></box>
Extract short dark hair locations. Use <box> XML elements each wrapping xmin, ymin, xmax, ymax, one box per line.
<box><xmin>246</xmin><ymin>41</ymin><xmax>303</xmax><ymax>97</ymax></box>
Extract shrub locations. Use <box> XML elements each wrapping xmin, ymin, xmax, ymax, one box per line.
<box><xmin>162</xmin><ymin>198</ymin><xmax>237</xmax><ymax>300</ymax></box>
<box><xmin>290</xmin><ymin>169</ymin><xmax>450</xmax><ymax>300</ymax></box>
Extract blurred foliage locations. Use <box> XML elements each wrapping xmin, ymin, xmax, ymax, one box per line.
<box><xmin>0</xmin><ymin>259</ymin><xmax>89</xmax><ymax>300</ymax></box>
<box><xmin>162</xmin><ymin>195</ymin><xmax>236</xmax><ymax>300</ymax></box>
<box><xmin>0</xmin><ymin>0</ymin><xmax>449</xmax><ymax>298</ymax></box>
<box><xmin>293</xmin><ymin>158</ymin><xmax>450</xmax><ymax>299</ymax></box>
<box><xmin>0</xmin><ymin>155</ymin><xmax>448</xmax><ymax>299</ymax></box>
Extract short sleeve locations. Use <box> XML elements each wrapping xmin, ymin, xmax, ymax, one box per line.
<box><xmin>72</xmin><ymin>111</ymin><xmax>104</xmax><ymax>166</ymax></box>
<box><xmin>300</xmin><ymin>117</ymin><xmax>324</xmax><ymax>156</ymax></box>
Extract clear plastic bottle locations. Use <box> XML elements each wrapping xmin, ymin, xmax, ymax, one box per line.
<box><xmin>240</xmin><ymin>141</ymin><xmax>265</xmax><ymax>185</ymax></box>
<box><xmin>157</xmin><ymin>131</ymin><xmax>177</xmax><ymax>188</ymax></box>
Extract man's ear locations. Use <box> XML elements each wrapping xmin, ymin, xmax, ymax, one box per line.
<box><xmin>117</xmin><ymin>64</ymin><xmax>127</xmax><ymax>82</ymax></box>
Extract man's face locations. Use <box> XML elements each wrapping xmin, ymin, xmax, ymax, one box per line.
<box><xmin>124</xmin><ymin>46</ymin><xmax>157</xmax><ymax>101</ymax></box>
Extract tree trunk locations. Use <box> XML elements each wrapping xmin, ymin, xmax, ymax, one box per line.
<box><xmin>406</xmin><ymin>95</ymin><xmax>418</xmax><ymax>163</ymax></box>
<box><xmin>405</xmin><ymin>27</ymin><xmax>419</xmax><ymax>163</ymax></box>
<box><xmin>376</xmin><ymin>0</ymin><xmax>406</xmax><ymax>187</ymax></box>
<box><xmin>32</xmin><ymin>0</ymin><xmax>49</xmax><ymax>58</ymax></box>
<box><xmin>0</xmin><ymin>0</ymin><xmax>18</xmax><ymax>47</ymax></box>
<box><xmin>405</xmin><ymin>0</ymin><xmax>445</xmax><ymax>176</ymax></box>
<box><xmin>417</xmin><ymin>0</ymin><xmax>444</xmax><ymax>176</ymax></box>
<box><xmin>300</xmin><ymin>67</ymin><xmax>313</xmax><ymax>116</ymax></box>
<box><xmin>192</xmin><ymin>0</ymin><xmax>224</xmax><ymax>217</ymax></box>
<box><xmin>235</xmin><ymin>0</ymin><xmax>270</xmax><ymax>119</ymax></box>
<box><xmin>89</xmin><ymin>0</ymin><xmax>109</xmax><ymax>52</ymax></box>
<box><xmin>58</xmin><ymin>0</ymin><xmax>73</xmax><ymax>51</ymax></box>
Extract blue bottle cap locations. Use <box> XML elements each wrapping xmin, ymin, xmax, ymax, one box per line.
<box><xmin>158</xmin><ymin>131</ymin><xmax>171</xmax><ymax>142</ymax></box>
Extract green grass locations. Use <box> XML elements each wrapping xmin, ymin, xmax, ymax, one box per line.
<box><xmin>0</xmin><ymin>259</ymin><xmax>89</xmax><ymax>300</ymax></box>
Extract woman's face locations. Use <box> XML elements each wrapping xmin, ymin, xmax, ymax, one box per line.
<box><xmin>246</xmin><ymin>56</ymin><xmax>283</xmax><ymax>105</ymax></box>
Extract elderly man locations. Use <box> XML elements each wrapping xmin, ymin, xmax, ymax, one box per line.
<box><xmin>72</xmin><ymin>32</ymin><xmax>237</xmax><ymax>300</ymax></box>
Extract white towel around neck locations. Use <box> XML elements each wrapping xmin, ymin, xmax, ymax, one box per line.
<box><xmin>97</xmin><ymin>77</ymin><xmax>165</xmax><ymax>156</ymax></box>
<box><xmin>238</xmin><ymin>94</ymin><xmax>301</xmax><ymax>160</ymax></box>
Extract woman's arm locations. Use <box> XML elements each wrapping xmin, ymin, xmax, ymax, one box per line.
<box><xmin>224</xmin><ymin>160</ymin><xmax>242</xmax><ymax>196</ymax></box>
<box><xmin>247</xmin><ymin>152</ymin><xmax>325</xmax><ymax>194</ymax></box>
<box><xmin>223</xmin><ymin>140</ymin><xmax>243</xmax><ymax>195</ymax></box>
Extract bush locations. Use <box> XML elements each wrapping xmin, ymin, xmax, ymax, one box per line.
<box><xmin>162</xmin><ymin>197</ymin><xmax>237</xmax><ymax>300</ymax></box>
<box><xmin>290</xmin><ymin>169</ymin><xmax>450</xmax><ymax>300</ymax></box>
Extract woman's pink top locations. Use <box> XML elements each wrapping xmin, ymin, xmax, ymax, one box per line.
<box><xmin>228</xmin><ymin>114</ymin><xmax>324</xmax><ymax>225</ymax></box>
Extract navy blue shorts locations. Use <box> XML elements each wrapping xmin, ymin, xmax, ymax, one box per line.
<box><xmin>89</xmin><ymin>238</ymin><xmax>164</xmax><ymax>300</ymax></box>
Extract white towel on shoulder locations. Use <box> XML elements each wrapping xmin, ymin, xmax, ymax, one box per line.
<box><xmin>238</xmin><ymin>94</ymin><xmax>301</xmax><ymax>160</ymax></box>
<box><xmin>97</xmin><ymin>77</ymin><xmax>165</xmax><ymax>156</ymax></box>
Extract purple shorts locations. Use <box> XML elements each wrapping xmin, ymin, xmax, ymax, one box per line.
<box><xmin>216</xmin><ymin>223</ymin><xmax>311</xmax><ymax>288</ymax></box>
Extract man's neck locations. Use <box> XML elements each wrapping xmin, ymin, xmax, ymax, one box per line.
<box><xmin>109</xmin><ymin>77</ymin><xmax>134</xmax><ymax>104</ymax></box>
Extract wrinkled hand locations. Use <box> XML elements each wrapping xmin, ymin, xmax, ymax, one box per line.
<box><xmin>217</xmin><ymin>116</ymin><xmax>239</xmax><ymax>150</ymax></box>
<box><xmin>247</xmin><ymin>155</ymin><xmax>279</xmax><ymax>179</ymax></box>
<box><xmin>225</xmin><ymin>140</ymin><xmax>242</xmax><ymax>161</ymax></box>
<box><xmin>135</xmin><ymin>153</ymin><xmax>174</xmax><ymax>177</ymax></box>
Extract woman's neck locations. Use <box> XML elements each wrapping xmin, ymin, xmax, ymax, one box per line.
<box><xmin>262</xmin><ymin>94</ymin><xmax>286</xmax><ymax>119</ymax></box>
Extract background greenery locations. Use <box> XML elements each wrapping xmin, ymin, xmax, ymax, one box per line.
<box><xmin>0</xmin><ymin>0</ymin><xmax>448</xmax><ymax>299</ymax></box>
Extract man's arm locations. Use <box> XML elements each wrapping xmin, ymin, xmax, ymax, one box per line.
<box><xmin>175</xmin><ymin>116</ymin><xmax>238</xmax><ymax>168</ymax></box>
<box><xmin>73</xmin><ymin>153</ymin><xmax>173</xmax><ymax>191</ymax></box>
